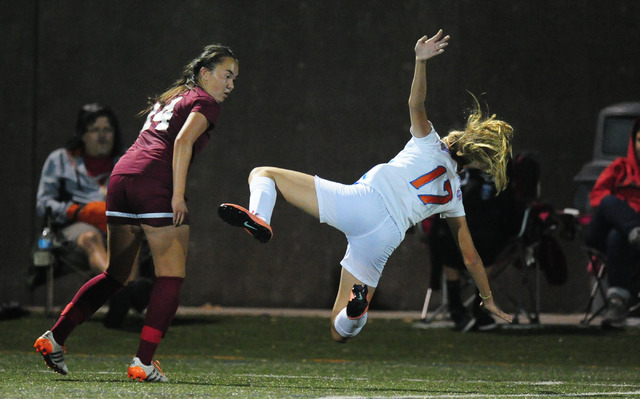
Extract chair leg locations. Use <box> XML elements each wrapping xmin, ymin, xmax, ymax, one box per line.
<box><xmin>581</xmin><ymin>260</ymin><xmax>608</xmax><ymax>326</ymax></box>
<box><xmin>534</xmin><ymin>256</ymin><xmax>541</xmax><ymax>321</ymax></box>
<box><xmin>421</xmin><ymin>274</ymin><xmax>450</xmax><ymax>323</ymax></box>
<box><xmin>628</xmin><ymin>297</ymin><xmax>640</xmax><ymax>313</ymax></box>
<box><xmin>45</xmin><ymin>261</ymin><xmax>55</xmax><ymax>318</ymax></box>
<box><xmin>424</xmin><ymin>299</ymin><xmax>449</xmax><ymax>323</ymax></box>
<box><xmin>419</xmin><ymin>288</ymin><xmax>432</xmax><ymax>320</ymax></box>
<box><xmin>512</xmin><ymin>243</ymin><xmax>540</xmax><ymax>324</ymax></box>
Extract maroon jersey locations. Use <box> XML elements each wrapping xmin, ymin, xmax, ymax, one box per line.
<box><xmin>112</xmin><ymin>87</ymin><xmax>220</xmax><ymax>183</ymax></box>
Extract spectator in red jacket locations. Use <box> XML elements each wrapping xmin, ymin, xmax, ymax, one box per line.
<box><xmin>586</xmin><ymin>116</ymin><xmax>640</xmax><ymax>329</ymax></box>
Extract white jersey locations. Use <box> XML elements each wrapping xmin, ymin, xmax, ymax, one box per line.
<box><xmin>357</xmin><ymin>124</ymin><xmax>465</xmax><ymax>232</ymax></box>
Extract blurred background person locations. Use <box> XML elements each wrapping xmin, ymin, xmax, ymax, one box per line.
<box><xmin>36</xmin><ymin>103</ymin><xmax>123</xmax><ymax>275</ymax></box>
<box><xmin>422</xmin><ymin>165</ymin><xmax>520</xmax><ymax>332</ymax></box>
<box><xmin>35</xmin><ymin>103</ymin><xmax>152</xmax><ymax>329</ymax></box>
<box><xmin>586</xmin><ymin>116</ymin><xmax>640</xmax><ymax>329</ymax></box>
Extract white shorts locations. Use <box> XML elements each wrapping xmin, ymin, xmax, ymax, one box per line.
<box><xmin>314</xmin><ymin>176</ymin><xmax>404</xmax><ymax>287</ymax></box>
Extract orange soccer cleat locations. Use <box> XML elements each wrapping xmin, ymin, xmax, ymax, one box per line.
<box><xmin>127</xmin><ymin>357</ymin><xmax>168</xmax><ymax>382</ymax></box>
<box><xmin>218</xmin><ymin>203</ymin><xmax>273</xmax><ymax>243</ymax></box>
<box><xmin>34</xmin><ymin>330</ymin><xmax>68</xmax><ymax>375</ymax></box>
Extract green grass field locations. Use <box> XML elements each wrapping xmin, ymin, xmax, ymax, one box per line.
<box><xmin>1</xmin><ymin>312</ymin><xmax>640</xmax><ymax>398</ymax></box>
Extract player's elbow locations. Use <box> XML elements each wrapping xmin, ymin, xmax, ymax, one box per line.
<box><xmin>408</xmin><ymin>98</ymin><xmax>423</xmax><ymax>109</ymax></box>
<box><xmin>174</xmin><ymin>135</ymin><xmax>192</xmax><ymax>148</ymax></box>
<box><xmin>463</xmin><ymin>257</ymin><xmax>483</xmax><ymax>272</ymax></box>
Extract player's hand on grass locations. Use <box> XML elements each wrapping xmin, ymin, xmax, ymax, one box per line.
<box><xmin>480</xmin><ymin>296</ymin><xmax>514</xmax><ymax>324</ymax></box>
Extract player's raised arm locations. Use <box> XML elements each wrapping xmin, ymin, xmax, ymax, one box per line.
<box><xmin>408</xmin><ymin>30</ymin><xmax>450</xmax><ymax>138</ymax></box>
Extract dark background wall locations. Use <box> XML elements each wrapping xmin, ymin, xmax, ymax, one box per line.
<box><xmin>2</xmin><ymin>1</ymin><xmax>639</xmax><ymax>313</ymax></box>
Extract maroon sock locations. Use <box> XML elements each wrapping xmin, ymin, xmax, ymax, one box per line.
<box><xmin>136</xmin><ymin>276</ymin><xmax>184</xmax><ymax>365</ymax></box>
<box><xmin>51</xmin><ymin>272</ymin><xmax>123</xmax><ymax>345</ymax></box>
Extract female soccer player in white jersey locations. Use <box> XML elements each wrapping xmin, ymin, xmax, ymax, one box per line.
<box><xmin>219</xmin><ymin>29</ymin><xmax>514</xmax><ymax>342</ymax></box>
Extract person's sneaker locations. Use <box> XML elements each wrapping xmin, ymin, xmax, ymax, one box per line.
<box><xmin>127</xmin><ymin>357</ymin><xmax>168</xmax><ymax>382</ymax></box>
<box><xmin>346</xmin><ymin>284</ymin><xmax>369</xmax><ymax>319</ymax></box>
<box><xmin>602</xmin><ymin>295</ymin><xmax>628</xmax><ymax>329</ymax></box>
<box><xmin>451</xmin><ymin>312</ymin><xmax>477</xmax><ymax>333</ymax></box>
<box><xmin>629</xmin><ymin>227</ymin><xmax>640</xmax><ymax>250</ymax></box>
<box><xmin>218</xmin><ymin>203</ymin><xmax>273</xmax><ymax>243</ymax></box>
<box><xmin>33</xmin><ymin>330</ymin><xmax>68</xmax><ymax>375</ymax></box>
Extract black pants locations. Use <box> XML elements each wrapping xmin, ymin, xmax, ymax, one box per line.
<box><xmin>585</xmin><ymin>195</ymin><xmax>640</xmax><ymax>290</ymax></box>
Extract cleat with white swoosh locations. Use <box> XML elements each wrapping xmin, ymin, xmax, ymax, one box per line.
<box><xmin>346</xmin><ymin>284</ymin><xmax>369</xmax><ymax>319</ymax></box>
<box><xmin>218</xmin><ymin>203</ymin><xmax>273</xmax><ymax>243</ymax></box>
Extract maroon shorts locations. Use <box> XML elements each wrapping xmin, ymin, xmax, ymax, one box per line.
<box><xmin>106</xmin><ymin>174</ymin><xmax>189</xmax><ymax>227</ymax></box>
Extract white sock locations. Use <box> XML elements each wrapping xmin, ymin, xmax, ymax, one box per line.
<box><xmin>333</xmin><ymin>307</ymin><xmax>368</xmax><ymax>338</ymax></box>
<box><xmin>249</xmin><ymin>176</ymin><xmax>277</xmax><ymax>224</ymax></box>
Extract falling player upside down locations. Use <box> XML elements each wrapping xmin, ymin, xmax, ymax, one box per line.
<box><xmin>218</xmin><ymin>29</ymin><xmax>514</xmax><ymax>343</ymax></box>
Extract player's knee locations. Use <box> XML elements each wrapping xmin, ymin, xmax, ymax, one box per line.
<box><xmin>249</xmin><ymin>166</ymin><xmax>273</xmax><ymax>183</ymax></box>
<box><xmin>248</xmin><ymin>166</ymin><xmax>264</xmax><ymax>182</ymax></box>
<box><xmin>331</xmin><ymin>327</ymin><xmax>348</xmax><ymax>343</ymax></box>
<box><xmin>77</xmin><ymin>231</ymin><xmax>104</xmax><ymax>251</ymax></box>
<box><xmin>332</xmin><ymin>308</ymin><xmax>367</xmax><ymax>342</ymax></box>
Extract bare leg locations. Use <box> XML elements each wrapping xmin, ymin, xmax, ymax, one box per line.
<box><xmin>249</xmin><ymin>166</ymin><xmax>320</xmax><ymax>219</ymax></box>
<box><xmin>249</xmin><ymin>167</ymin><xmax>375</xmax><ymax>342</ymax></box>
<box><xmin>330</xmin><ymin>267</ymin><xmax>377</xmax><ymax>343</ymax></box>
<box><xmin>106</xmin><ymin>224</ymin><xmax>145</xmax><ymax>284</ymax></box>
<box><xmin>131</xmin><ymin>224</ymin><xmax>189</xmax><ymax>367</ymax></box>
<box><xmin>77</xmin><ymin>228</ymin><xmax>141</xmax><ymax>282</ymax></box>
<box><xmin>141</xmin><ymin>224</ymin><xmax>189</xmax><ymax>277</ymax></box>
<box><xmin>77</xmin><ymin>231</ymin><xmax>108</xmax><ymax>274</ymax></box>
<box><xmin>41</xmin><ymin>224</ymin><xmax>142</xmax><ymax>347</ymax></box>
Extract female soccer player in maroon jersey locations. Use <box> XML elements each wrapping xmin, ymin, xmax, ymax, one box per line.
<box><xmin>35</xmin><ymin>44</ymin><xmax>239</xmax><ymax>382</ymax></box>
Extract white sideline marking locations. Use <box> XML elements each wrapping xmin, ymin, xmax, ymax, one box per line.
<box><xmin>35</xmin><ymin>370</ymin><xmax>640</xmax><ymax>396</ymax></box>
<box><xmin>241</xmin><ymin>374</ymin><xmax>640</xmax><ymax>387</ymax></box>
<box><xmin>239</xmin><ymin>375</ymin><xmax>640</xmax><ymax>397</ymax></box>
<box><xmin>238</xmin><ymin>373</ymin><xmax>369</xmax><ymax>381</ymax></box>
<box><xmin>318</xmin><ymin>393</ymin><xmax>640</xmax><ymax>398</ymax></box>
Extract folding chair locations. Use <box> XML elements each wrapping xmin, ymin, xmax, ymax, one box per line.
<box><xmin>485</xmin><ymin>202</ymin><xmax>572</xmax><ymax>324</ymax></box>
<box><xmin>417</xmin><ymin>203</ymin><xmax>556</xmax><ymax>326</ymax></box>
<box><xmin>581</xmin><ymin>247</ymin><xmax>608</xmax><ymax>325</ymax></box>
<box><xmin>416</xmin><ymin>154</ymin><xmax>560</xmax><ymax>326</ymax></box>
<box><xmin>413</xmin><ymin>215</ymin><xmax>478</xmax><ymax>327</ymax></box>
<box><xmin>415</xmin><ymin>208</ymin><xmax>543</xmax><ymax>326</ymax></box>
<box><xmin>29</xmin><ymin>223</ymin><xmax>155</xmax><ymax>321</ymax></box>
<box><xmin>488</xmin><ymin>203</ymin><xmax>546</xmax><ymax>324</ymax></box>
<box><xmin>580</xmin><ymin>245</ymin><xmax>640</xmax><ymax>326</ymax></box>
<box><xmin>417</xmin><ymin>272</ymin><xmax>475</xmax><ymax>324</ymax></box>
<box><xmin>29</xmin><ymin>209</ymin><xmax>93</xmax><ymax>317</ymax></box>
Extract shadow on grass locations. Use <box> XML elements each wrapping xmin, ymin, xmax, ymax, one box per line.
<box><xmin>85</xmin><ymin>315</ymin><xmax>224</xmax><ymax>333</ymax></box>
<box><xmin>86</xmin><ymin>379</ymin><xmax>471</xmax><ymax>396</ymax></box>
<box><xmin>498</xmin><ymin>323</ymin><xmax>623</xmax><ymax>336</ymax></box>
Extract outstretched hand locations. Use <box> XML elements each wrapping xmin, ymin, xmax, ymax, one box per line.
<box><xmin>415</xmin><ymin>29</ymin><xmax>450</xmax><ymax>61</ymax></box>
<box><xmin>480</xmin><ymin>297</ymin><xmax>514</xmax><ymax>324</ymax></box>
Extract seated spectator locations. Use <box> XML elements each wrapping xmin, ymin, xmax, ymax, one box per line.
<box><xmin>36</xmin><ymin>103</ymin><xmax>151</xmax><ymax>328</ymax></box>
<box><xmin>586</xmin><ymin>116</ymin><xmax>640</xmax><ymax>329</ymax></box>
<box><xmin>36</xmin><ymin>103</ymin><xmax>122</xmax><ymax>274</ymax></box>
<box><xmin>428</xmin><ymin>166</ymin><xmax>520</xmax><ymax>331</ymax></box>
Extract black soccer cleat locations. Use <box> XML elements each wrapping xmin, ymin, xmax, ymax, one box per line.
<box><xmin>218</xmin><ymin>203</ymin><xmax>273</xmax><ymax>243</ymax></box>
<box><xmin>346</xmin><ymin>284</ymin><xmax>369</xmax><ymax>319</ymax></box>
